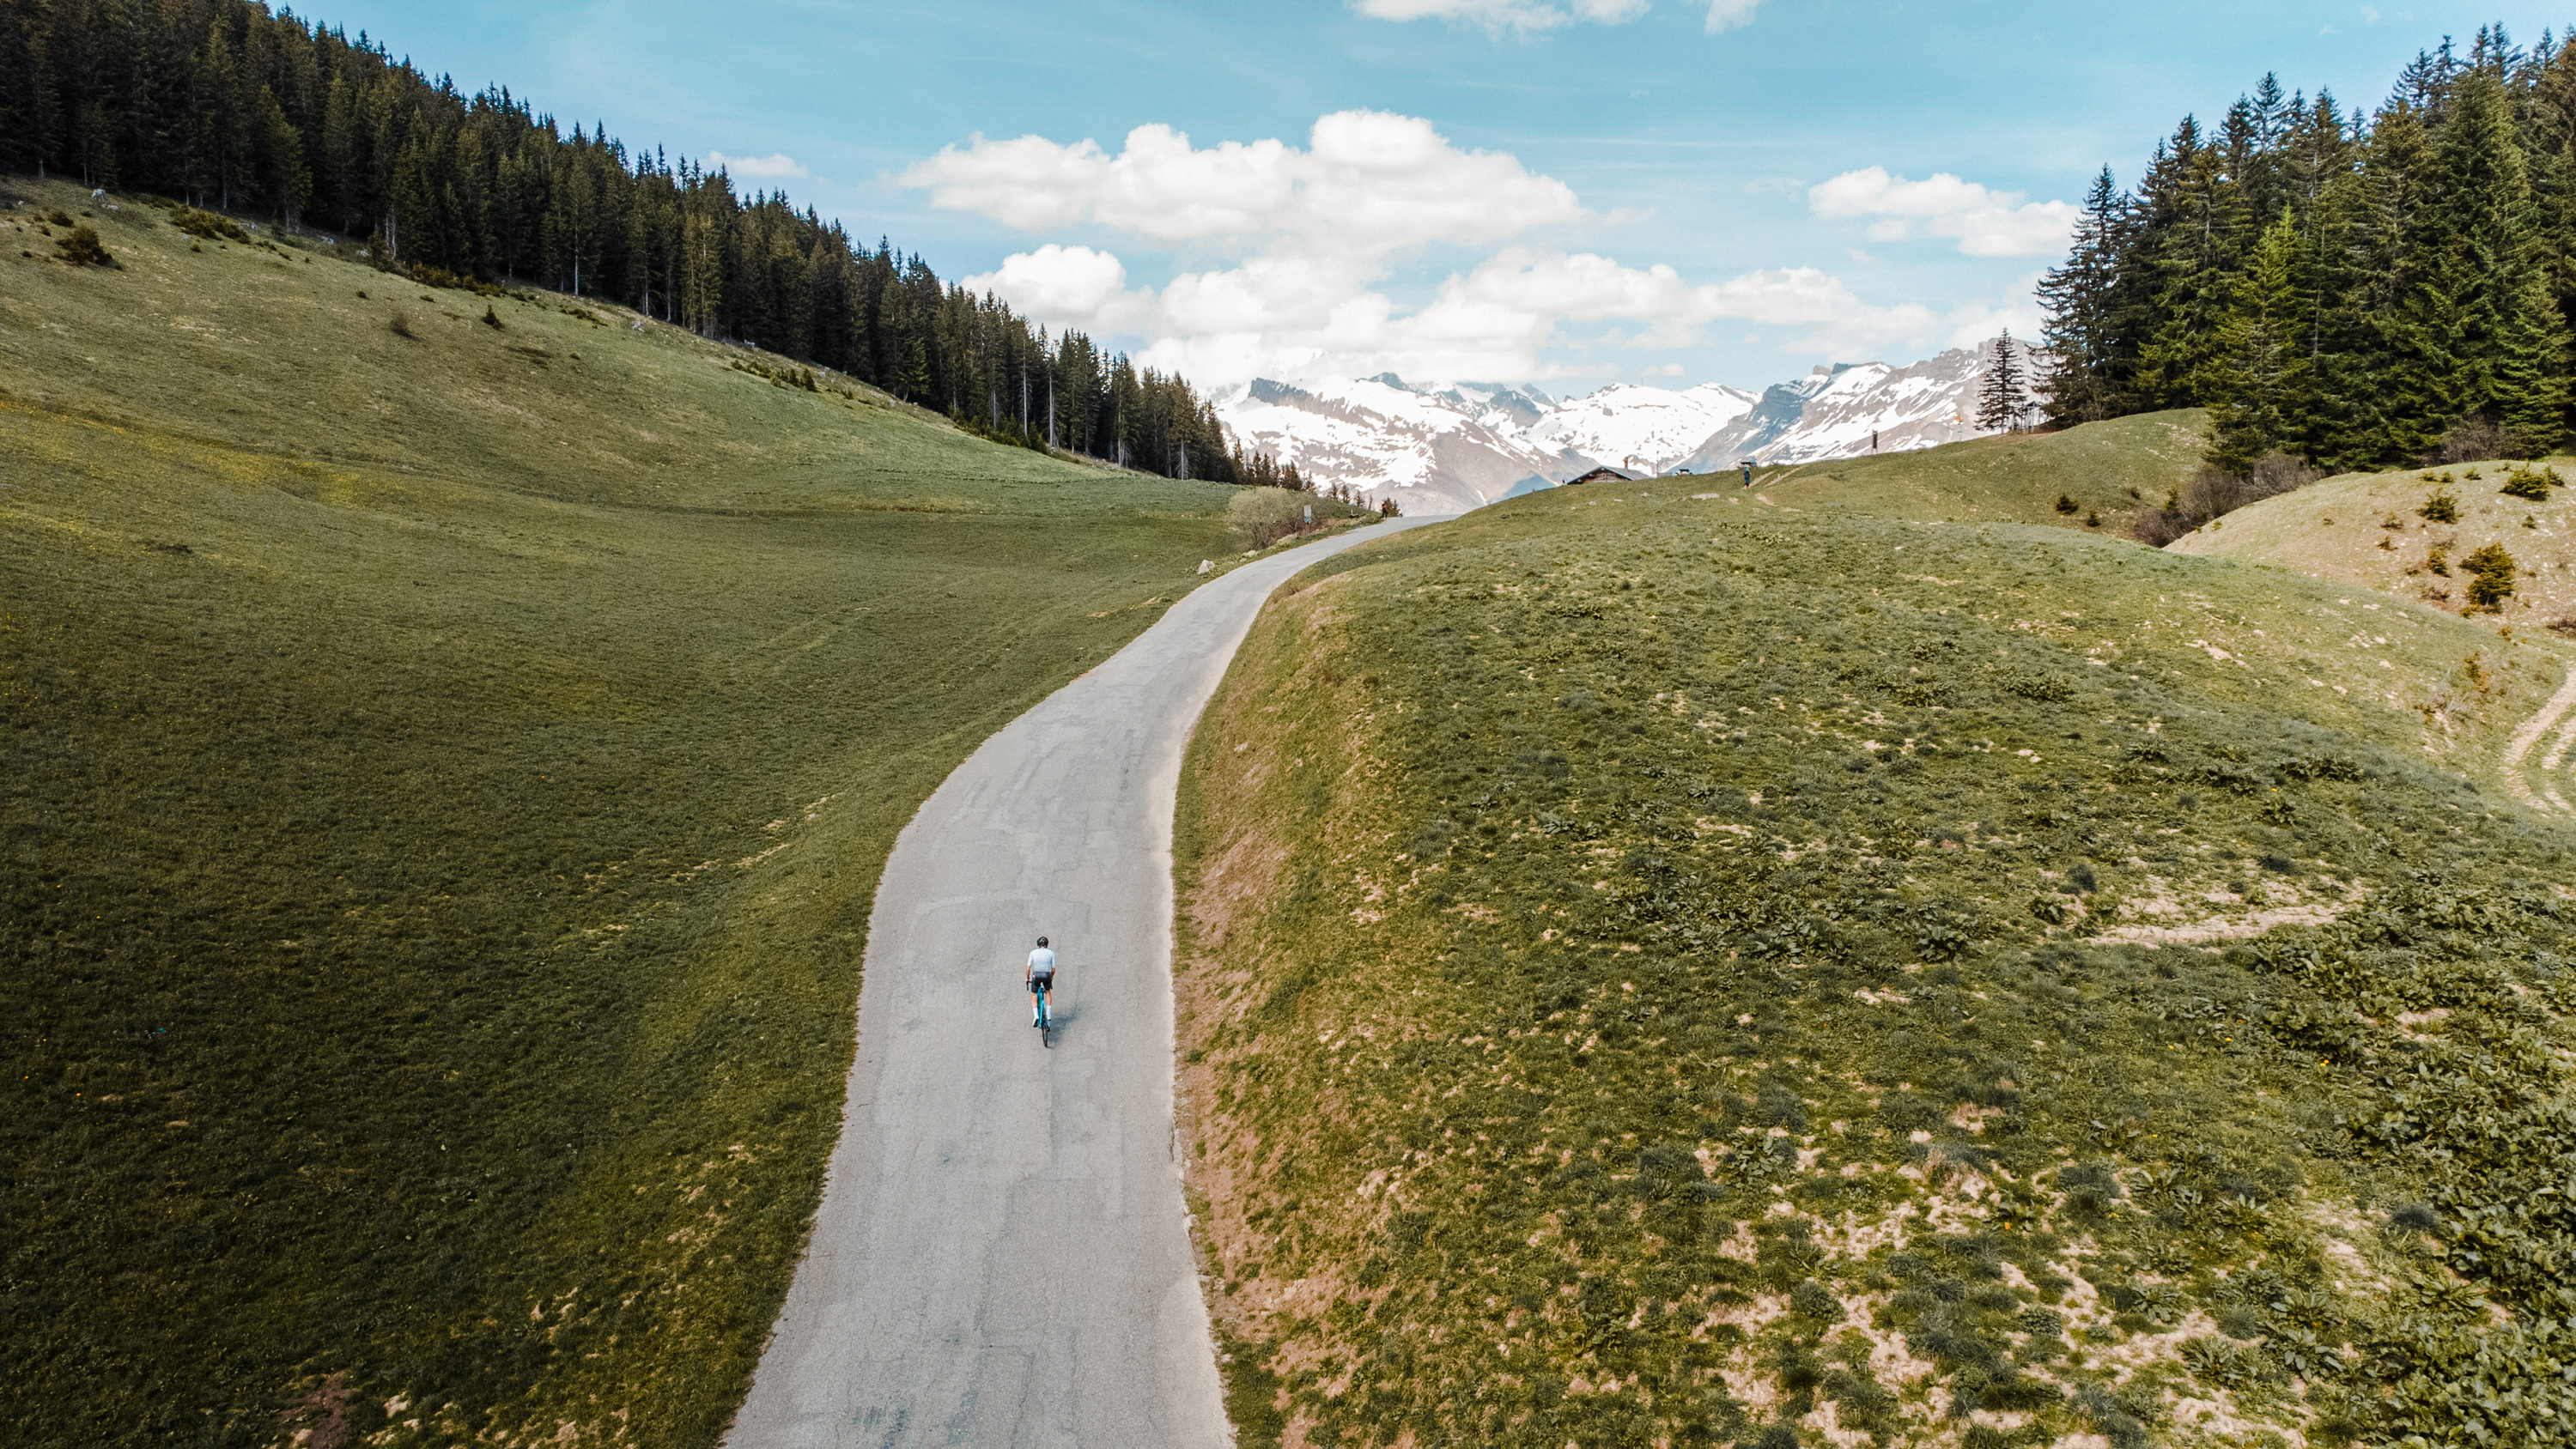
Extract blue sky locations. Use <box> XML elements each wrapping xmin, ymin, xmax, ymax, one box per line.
<box><xmin>327</xmin><ymin>2</ymin><xmax>2567</xmax><ymax>393</ymax></box>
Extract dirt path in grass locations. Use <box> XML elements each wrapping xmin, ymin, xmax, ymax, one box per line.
<box><xmin>723</xmin><ymin>513</ymin><xmax>1450</xmax><ymax>1449</ymax></box>
<box><xmin>1752</xmin><ymin>462</ymin><xmax>1816</xmax><ymax>505</ymax></box>
<box><xmin>2505</xmin><ymin>658</ymin><xmax>2576</xmax><ymax>815</ymax></box>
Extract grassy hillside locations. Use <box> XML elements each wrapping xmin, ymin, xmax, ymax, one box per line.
<box><xmin>2168</xmin><ymin>458</ymin><xmax>2576</xmax><ymax>633</ymax></box>
<box><xmin>1738</xmin><ymin>411</ymin><xmax>2208</xmax><ymax>534</ymax></box>
<box><xmin>2</xmin><ymin>176</ymin><xmax>1248</xmax><ymax>1446</ymax></box>
<box><xmin>1175</xmin><ymin>492</ymin><xmax>2576</xmax><ymax>1448</ymax></box>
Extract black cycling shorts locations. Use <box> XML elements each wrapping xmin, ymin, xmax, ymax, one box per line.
<box><xmin>1030</xmin><ymin>973</ymin><xmax>1054</xmax><ymax>994</ymax></box>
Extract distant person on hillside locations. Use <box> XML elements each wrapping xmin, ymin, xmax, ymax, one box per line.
<box><xmin>1741</xmin><ymin>461</ymin><xmax>1753</xmax><ymax>488</ymax></box>
<box><xmin>1026</xmin><ymin>937</ymin><xmax>1057</xmax><ymax>1027</ymax></box>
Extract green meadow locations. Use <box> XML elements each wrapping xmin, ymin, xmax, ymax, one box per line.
<box><xmin>2</xmin><ymin>177</ymin><xmax>1249</xmax><ymax>1446</ymax></box>
<box><xmin>1176</xmin><ymin>470</ymin><xmax>2576</xmax><ymax>1448</ymax></box>
<box><xmin>1740</xmin><ymin>410</ymin><xmax>2210</xmax><ymax>534</ymax></box>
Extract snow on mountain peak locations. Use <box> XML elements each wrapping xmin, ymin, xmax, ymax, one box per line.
<box><xmin>1222</xmin><ymin>376</ymin><xmax>1569</xmax><ymax>510</ymax></box>
<box><xmin>1213</xmin><ymin>337</ymin><xmax>2044</xmax><ymax>512</ymax></box>
<box><xmin>1525</xmin><ymin>382</ymin><xmax>1758</xmax><ymax>477</ymax></box>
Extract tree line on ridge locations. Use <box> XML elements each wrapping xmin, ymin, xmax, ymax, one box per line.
<box><xmin>0</xmin><ymin>0</ymin><xmax>1315</xmax><ymax>484</ymax></box>
<box><xmin>2042</xmin><ymin>25</ymin><xmax>2576</xmax><ymax>482</ymax></box>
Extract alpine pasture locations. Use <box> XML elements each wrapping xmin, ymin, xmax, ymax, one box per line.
<box><xmin>1176</xmin><ymin>473</ymin><xmax>2576</xmax><ymax>1448</ymax></box>
<box><xmin>2</xmin><ymin>175</ymin><xmax>1244</xmax><ymax>1446</ymax></box>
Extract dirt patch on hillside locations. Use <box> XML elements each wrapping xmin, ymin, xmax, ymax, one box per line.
<box><xmin>2092</xmin><ymin>900</ymin><xmax>2352</xmax><ymax>946</ymax></box>
<box><xmin>1172</xmin><ymin>583</ymin><xmax>1384</xmax><ymax>1424</ymax></box>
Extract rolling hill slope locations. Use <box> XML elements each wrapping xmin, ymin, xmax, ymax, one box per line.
<box><xmin>1</xmin><ymin>177</ymin><xmax>1247</xmax><ymax>1447</ymax></box>
<box><xmin>1175</xmin><ymin>478</ymin><xmax>2576</xmax><ymax>1448</ymax></box>
<box><xmin>2164</xmin><ymin>458</ymin><xmax>2576</xmax><ymax>630</ymax></box>
<box><xmin>1744</xmin><ymin>409</ymin><xmax>2211</xmax><ymax>534</ymax></box>
<box><xmin>2160</xmin><ymin>459</ymin><xmax>2576</xmax><ymax>815</ymax></box>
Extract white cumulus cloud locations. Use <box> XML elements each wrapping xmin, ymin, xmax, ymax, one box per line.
<box><xmin>962</xmin><ymin>245</ymin><xmax>1154</xmax><ymax>332</ymax></box>
<box><xmin>1433</xmin><ymin>252</ymin><xmax>1941</xmax><ymax>358</ymax></box>
<box><xmin>1352</xmin><ymin>0</ymin><xmax>1649</xmax><ymax>34</ymax></box>
<box><xmin>1702</xmin><ymin>267</ymin><xmax>1939</xmax><ymax>352</ymax></box>
<box><xmin>705</xmin><ymin>151</ymin><xmax>806</xmax><ymax>179</ymax></box>
<box><xmin>1936</xmin><ymin>271</ymin><xmax>2049</xmax><ymax>349</ymax></box>
<box><xmin>923</xmin><ymin>111</ymin><xmax>2014</xmax><ymax>391</ymax></box>
<box><xmin>1080</xmin><ymin>249</ymin><xmax>1946</xmax><ymax>389</ymax></box>
<box><xmin>901</xmin><ymin>111</ymin><xmax>1583</xmax><ymax>259</ymax></box>
<box><xmin>1703</xmin><ymin>0</ymin><xmax>1763</xmax><ymax>33</ymax></box>
<box><xmin>1808</xmin><ymin>167</ymin><xmax>2076</xmax><ymax>258</ymax></box>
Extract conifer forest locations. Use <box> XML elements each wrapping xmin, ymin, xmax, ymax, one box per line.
<box><xmin>0</xmin><ymin>0</ymin><xmax>1267</xmax><ymax>481</ymax></box>
<box><xmin>2043</xmin><ymin>26</ymin><xmax>2576</xmax><ymax>477</ymax></box>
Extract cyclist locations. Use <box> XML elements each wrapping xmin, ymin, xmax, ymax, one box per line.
<box><xmin>1026</xmin><ymin>937</ymin><xmax>1058</xmax><ymax>1028</ymax></box>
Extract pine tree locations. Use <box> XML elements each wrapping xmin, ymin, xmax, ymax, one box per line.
<box><xmin>2290</xmin><ymin>163</ymin><xmax>2380</xmax><ymax>468</ymax></box>
<box><xmin>623</xmin><ymin>191</ymin><xmax>651</xmax><ymax>312</ymax></box>
<box><xmin>0</xmin><ymin>0</ymin><xmax>58</xmax><ymax>175</ymax></box>
<box><xmin>2307</xmin><ymin>95</ymin><xmax>2432</xmax><ymax>461</ymax></box>
<box><xmin>258</xmin><ymin>88</ymin><xmax>308</xmax><ymax>222</ymax></box>
<box><xmin>2134</xmin><ymin>119</ymin><xmax>2251</xmax><ymax>406</ymax></box>
<box><xmin>319</xmin><ymin>73</ymin><xmax>358</xmax><ymax>232</ymax></box>
<box><xmin>1978</xmin><ymin>331</ymin><xmax>2026</xmax><ymax>431</ymax></box>
<box><xmin>2275</xmin><ymin>90</ymin><xmax>2354</xmax><ymax>227</ymax></box>
<box><xmin>186</xmin><ymin>21</ymin><xmax>238</xmax><ymax>208</ymax></box>
<box><xmin>2038</xmin><ymin>167</ymin><xmax>2130</xmax><ymax>424</ymax></box>
<box><xmin>2523</xmin><ymin>33</ymin><xmax>2576</xmax><ymax>440</ymax></box>
<box><xmin>128</xmin><ymin>11</ymin><xmax>195</xmax><ymax>192</ymax></box>
<box><xmin>2385</xmin><ymin>70</ymin><xmax>2570</xmax><ymax>456</ymax></box>
<box><xmin>2226</xmin><ymin>86</ymin><xmax>2288</xmax><ymax>234</ymax></box>
<box><xmin>2206</xmin><ymin>210</ymin><xmax>2313</xmax><ymax>473</ymax></box>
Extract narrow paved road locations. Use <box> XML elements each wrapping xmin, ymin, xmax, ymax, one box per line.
<box><xmin>727</xmin><ymin>514</ymin><xmax>1447</xmax><ymax>1449</ymax></box>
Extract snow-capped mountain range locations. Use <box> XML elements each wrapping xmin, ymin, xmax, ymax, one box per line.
<box><xmin>1213</xmin><ymin>339</ymin><xmax>2042</xmax><ymax>513</ymax></box>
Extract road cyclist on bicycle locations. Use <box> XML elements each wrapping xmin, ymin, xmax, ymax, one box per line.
<box><xmin>1026</xmin><ymin>937</ymin><xmax>1058</xmax><ymax>1030</ymax></box>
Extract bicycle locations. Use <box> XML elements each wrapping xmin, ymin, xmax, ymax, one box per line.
<box><xmin>1026</xmin><ymin>936</ymin><xmax>1058</xmax><ymax>1047</ymax></box>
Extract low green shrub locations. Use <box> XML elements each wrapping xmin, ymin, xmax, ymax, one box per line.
<box><xmin>52</xmin><ymin>222</ymin><xmax>115</xmax><ymax>267</ymax></box>
<box><xmin>2498</xmin><ymin>464</ymin><xmax>2561</xmax><ymax>501</ymax></box>
<box><xmin>1226</xmin><ymin>486</ymin><xmax>1372</xmax><ymax>550</ymax></box>
<box><xmin>2463</xmin><ymin>542</ymin><xmax>2518</xmax><ymax>610</ymax></box>
<box><xmin>168</xmin><ymin>205</ymin><xmax>248</xmax><ymax>242</ymax></box>
<box><xmin>407</xmin><ymin>262</ymin><xmax>502</xmax><ymax>295</ymax></box>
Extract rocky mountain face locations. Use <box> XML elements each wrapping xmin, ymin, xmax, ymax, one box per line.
<box><xmin>1212</xmin><ymin>339</ymin><xmax>2041</xmax><ymax>511</ymax></box>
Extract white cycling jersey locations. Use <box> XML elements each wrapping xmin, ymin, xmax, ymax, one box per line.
<box><xmin>1027</xmin><ymin>945</ymin><xmax>1057</xmax><ymax>981</ymax></box>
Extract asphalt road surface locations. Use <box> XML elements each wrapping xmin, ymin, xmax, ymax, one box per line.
<box><xmin>727</xmin><ymin>514</ymin><xmax>1448</xmax><ymax>1449</ymax></box>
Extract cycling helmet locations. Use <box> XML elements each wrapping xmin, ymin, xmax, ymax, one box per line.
<box><xmin>1036</xmin><ymin>936</ymin><xmax>1049</xmax><ymax>948</ymax></box>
